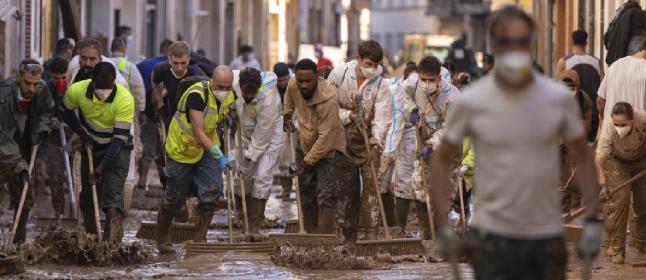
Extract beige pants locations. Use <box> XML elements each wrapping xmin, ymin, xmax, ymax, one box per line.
<box><xmin>602</xmin><ymin>156</ymin><xmax>646</xmax><ymax>257</ymax></box>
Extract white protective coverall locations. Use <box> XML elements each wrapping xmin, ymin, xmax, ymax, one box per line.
<box><xmin>380</xmin><ymin>77</ymin><xmax>417</xmax><ymax>196</ymax></box>
<box><xmin>234</xmin><ymin>71</ymin><xmax>285</xmax><ymax>199</ymax></box>
<box><xmin>405</xmin><ymin>71</ymin><xmax>461</xmax><ymax>202</ymax></box>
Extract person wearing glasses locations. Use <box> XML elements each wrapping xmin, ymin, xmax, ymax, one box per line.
<box><xmin>430</xmin><ymin>6</ymin><xmax>602</xmax><ymax>279</ymax></box>
<box><xmin>0</xmin><ymin>59</ymin><xmax>55</xmax><ymax>244</ymax></box>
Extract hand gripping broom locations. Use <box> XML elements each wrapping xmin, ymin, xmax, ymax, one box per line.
<box><xmin>354</xmin><ymin>123</ymin><xmax>424</xmax><ymax>256</ymax></box>
<box><xmin>268</xmin><ymin>132</ymin><xmax>340</xmax><ymax>248</ymax></box>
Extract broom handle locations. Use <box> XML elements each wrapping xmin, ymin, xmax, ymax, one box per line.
<box><xmin>60</xmin><ymin>126</ymin><xmax>78</xmax><ymax>220</ymax></box>
<box><xmin>289</xmin><ymin>132</ymin><xmax>307</xmax><ymax>234</ymax></box>
<box><xmin>416</xmin><ymin>127</ymin><xmax>435</xmax><ymax>240</ymax></box>
<box><xmin>9</xmin><ymin>144</ymin><xmax>39</xmax><ymax>244</ymax></box>
<box><xmin>235</xmin><ymin>123</ymin><xmax>250</xmax><ymax>234</ymax></box>
<box><xmin>224</xmin><ymin>127</ymin><xmax>234</xmax><ymax>243</ymax></box>
<box><xmin>358</xmin><ymin>124</ymin><xmax>392</xmax><ymax>240</ymax></box>
<box><xmin>86</xmin><ymin>145</ymin><xmax>103</xmax><ymax>241</ymax></box>
<box><xmin>458</xmin><ymin>176</ymin><xmax>466</xmax><ymax>234</ymax></box>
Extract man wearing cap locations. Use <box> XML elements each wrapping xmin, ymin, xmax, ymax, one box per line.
<box><xmin>0</xmin><ymin>59</ymin><xmax>55</xmax><ymax>244</ymax></box>
<box><xmin>273</xmin><ymin>62</ymin><xmax>294</xmax><ymax>198</ymax></box>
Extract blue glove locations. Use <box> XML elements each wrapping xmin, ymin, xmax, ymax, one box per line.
<box><xmin>219</xmin><ymin>156</ymin><xmax>231</xmax><ymax>169</ymax></box>
<box><xmin>409</xmin><ymin>109</ymin><xmax>420</xmax><ymax>125</ymax></box>
<box><xmin>210</xmin><ymin>145</ymin><xmax>224</xmax><ymax>159</ymax></box>
<box><xmin>419</xmin><ymin>146</ymin><xmax>433</xmax><ymax>160</ymax></box>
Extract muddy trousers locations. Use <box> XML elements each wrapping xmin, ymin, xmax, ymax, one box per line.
<box><xmin>80</xmin><ymin>145</ymin><xmax>131</xmax><ymax>241</ymax></box>
<box><xmin>34</xmin><ymin>142</ymin><xmax>67</xmax><ymax>216</ymax></box>
<box><xmin>137</xmin><ymin>114</ymin><xmax>161</xmax><ymax>188</ymax></box>
<box><xmin>336</xmin><ymin>156</ymin><xmax>380</xmax><ymax>241</ymax></box>
<box><xmin>467</xmin><ymin>228</ymin><xmax>567</xmax><ymax>280</ymax></box>
<box><xmin>299</xmin><ymin>152</ymin><xmax>341</xmax><ymax>233</ymax></box>
<box><xmin>8</xmin><ymin>175</ymin><xmax>34</xmax><ymax>245</ymax></box>
<box><xmin>602</xmin><ymin>156</ymin><xmax>646</xmax><ymax>257</ymax></box>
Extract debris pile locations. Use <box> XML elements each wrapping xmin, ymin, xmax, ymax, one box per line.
<box><xmin>271</xmin><ymin>245</ymin><xmax>376</xmax><ymax>270</ymax></box>
<box><xmin>20</xmin><ymin>227</ymin><xmax>150</xmax><ymax>266</ymax></box>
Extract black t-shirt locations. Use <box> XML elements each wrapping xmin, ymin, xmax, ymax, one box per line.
<box><xmin>184</xmin><ymin>92</ymin><xmax>207</xmax><ymax>123</ymax></box>
<box><xmin>152</xmin><ymin>62</ymin><xmax>206</xmax><ymax>117</ymax></box>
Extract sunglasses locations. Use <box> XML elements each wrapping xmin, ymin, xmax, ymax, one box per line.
<box><xmin>19</xmin><ymin>63</ymin><xmax>44</xmax><ymax>75</ymax></box>
<box><xmin>490</xmin><ymin>35</ymin><xmax>534</xmax><ymax>47</ymax></box>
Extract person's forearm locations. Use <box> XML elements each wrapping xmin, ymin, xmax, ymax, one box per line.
<box><xmin>595</xmin><ymin>156</ymin><xmax>607</xmax><ymax>184</ymax></box>
<box><xmin>572</xmin><ymin>140</ymin><xmax>601</xmax><ymax>218</ymax></box>
<box><xmin>429</xmin><ymin>139</ymin><xmax>458</xmax><ymax>227</ymax></box>
<box><xmin>597</xmin><ymin>97</ymin><xmax>606</xmax><ymax>119</ymax></box>
<box><xmin>58</xmin><ymin>105</ymin><xmax>82</xmax><ymax>132</ymax></box>
<box><xmin>195</xmin><ymin>130</ymin><xmax>214</xmax><ymax>151</ymax></box>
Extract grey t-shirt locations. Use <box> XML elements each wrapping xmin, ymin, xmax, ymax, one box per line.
<box><xmin>444</xmin><ymin>73</ymin><xmax>585</xmax><ymax>239</ymax></box>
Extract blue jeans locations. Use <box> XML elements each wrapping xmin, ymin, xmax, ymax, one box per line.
<box><xmin>162</xmin><ymin>153</ymin><xmax>223</xmax><ymax>216</ymax></box>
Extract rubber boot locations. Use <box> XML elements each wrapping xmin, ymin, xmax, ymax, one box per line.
<box><xmin>13</xmin><ymin>208</ymin><xmax>30</xmax><ymax>245</ymax></box>
<box><xmin>416</xmin><ymin>202</ymin><xmax>432</xmax><ymax>240</ymax></box>
<box><xmin>395</xmin><ymin>197</ymin><xmax>411</xmax><ymax>237</ymax></box>
<box><xmin>175</xmin><ymin>203</ymin><xmax>189</xmax><ymax>223</ymax></box>
<box><xmin>156</xmin><ymin>207</ymin><xmax>175</xmax><ymax>254</ymax></box>
<box><xmin>82</xmin><ymin>207</ymin><xmax>98</xmax><ymax>235</ymax></box>
<box><xmin>277</xmin><ymin>177</ymin><xmax>292</xmax><ymax>199</ymax></box>
<box><xmin>246</xmin><ymin>197</ymin><xmax>267</xmax><ymax>242</ymax></box>
<box><xmin>317</xmin><ymin>210</ymin><xmax>336</xmax><ymax>234</ymax></box>
<box><xmin>301</xmin><ymin>201</ymin><xmax>318</xmax><ymax>234</ymax></box>
<box><xmin>192</xmin><ymin>211</ymin><xmax>214</xmax><ymax>242</ymax></box>
<box><xmin>381</xmin><ymin>192</ymin><xmax>396</xmax><ymax>227</ymax></box>
<box><xmin>105</xmin><ymin>208</ymin><xmax>124</xmax><ymax>243</ymax></box>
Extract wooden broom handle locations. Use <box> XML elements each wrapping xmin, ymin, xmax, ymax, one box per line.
<box><xmin>9</xmin><ymin>144</ymin><xmax>39</xmax><ymax>244</ymax></box>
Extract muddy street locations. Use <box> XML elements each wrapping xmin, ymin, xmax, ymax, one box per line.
<box><xmin>0</xmin><ymin>168</ymin><xmax>642</xmax><ymax>280</ymax></box>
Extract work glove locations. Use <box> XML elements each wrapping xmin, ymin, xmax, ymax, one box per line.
<box><xmin>89</xmin><ymin>164</ymin><xmax>104</xmax><ymax>186</ymax></box>
<box><xmin>239</xmin><ymin>157</ymin><xmax>257</xmax><ymax>179</ymax></box>
<box><xmin>436</xmin><ymin>225</ymin><xmax>460</xmax><ymax>258</ymax></box>
<box><xmin>19</xmin><ymin>169</ymin><xmax>30</xmax><ymax>184</ymax></box>
<box><xmin>218</xmin><ymin>156</ymin><xmax>232</xmax><ymax>170</ymax></box>
<box><xmin>288</xmin><ymin>161</ymin><xmax>310</xmax><ymax>177</ymax></box>
<box><xmin>457</xmin><ymin>165</ymin><xmax>469</xmax><ymax>177</ymax></box>
<box><xmin>576</xmin><ymin>217</ymin><xmax>603</xmax><ymax>258</ymax></box>
<box><xmin>419</xmin><ymin>146</ymin><xmax>433</xmax><ymax>160</ymax></box>
<box><xmin>409</xmin><ymin>108</ymin><xmax>420</xmax><ymax>125</ymax></box>
<box><xmin>210</xmin><ymin>145</ymin><xmax>224</xmax><ymax>159</ymax></box>
<box><xmin>283</xmin><ymin>114</ymin><xmax>296</xmax><ymax>133</ymax></box>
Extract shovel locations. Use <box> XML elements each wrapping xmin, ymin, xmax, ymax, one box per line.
<box><xmin>9</xmin><ymin>144</ymin><xmax>39</xmax><ymax>244</ymax></box>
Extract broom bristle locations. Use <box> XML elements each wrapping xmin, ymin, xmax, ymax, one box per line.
<box><xmin>184</xmin><ymin>241</ymin><xmax>275</xmax><ymax>256</ymax></box>
<box><xmin>354</xmin><ymin>238</ymin><xmax>424</xmax><ymax>256</ymax></box>
<box><xmin>135</xmin><ymin>221</ymin><xmax>196</xmax><ymax>242</ymax></box>
<box><xmin>269</xmin><ymin>233</ymin><xmax>341</xmax><ymax>248</ymax></box>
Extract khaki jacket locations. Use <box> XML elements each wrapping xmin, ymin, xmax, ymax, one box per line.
<box><xmin>284</xmin><ymin>78</ymin><xmax>346</xmax><ymax>165</ymax></box>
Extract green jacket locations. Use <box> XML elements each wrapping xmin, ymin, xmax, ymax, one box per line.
<box><xmin>0</xmin><ymin>78</ymin><xmax>55</xmax><ymax>175</ymax></box>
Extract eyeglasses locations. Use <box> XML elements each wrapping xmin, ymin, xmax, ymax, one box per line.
<box><xmin>19</xmin><ymin>64</ymin><xmax>44</xmax><ymax>75</ymax></box>
<box><xmin>490</xmin><ymin>35</ymin><xmax>534</xmax><ymax>47</ymax></box>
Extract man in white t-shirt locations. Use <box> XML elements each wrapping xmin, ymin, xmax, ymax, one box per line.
<box><xmin>430</xmin><ymin>6</ymin><xmax>602</xmax><ymax>279</ymax></box>
<box><xmin>597</xmin><ymin>40</ymin><xmax>646</xmax><ymax>130</ymax></box>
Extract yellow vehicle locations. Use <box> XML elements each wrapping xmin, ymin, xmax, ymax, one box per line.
<box><xmin>389</xmin><ymin>34</ymin><xmax>456</xmax><ymax>78</ymax></box>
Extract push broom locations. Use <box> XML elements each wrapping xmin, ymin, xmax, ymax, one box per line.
<box><xmin>269</xmin><ymin>132</ymin><xmax>340</xmax><ymax>247</ymax></box>
<box><xmin>9</xmin><ymin>144</ymin><xmax>39</xmax><ymax>244</ymax></box>
<box><xmin>185</xmin><ymin>125</ymin><xmax>274</xmax><ymax>256</ymax></box>
<box><xmin>353</xmin><ymin>123</ymin><xmax>423</xmax><ymax>256</ymax></box>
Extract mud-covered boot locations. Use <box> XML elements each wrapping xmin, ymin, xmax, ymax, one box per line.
<box><xmin>381</xmin><ymin>192</ymin><xmax>396</xmax><ymax>227</ymax></box>
<box><xmin>105</xmin><ymin>208</ymin><xmax>124</xmax><ymax>243</ymax></box>
<box><xmin>246</xmin><ymin>197</ymin><xmax>267</xmax><ymax>242</ymax></box>
<box><xmin>317</xmin><ymin>210</ymin><xmax>336</xmax><ymax>234</ymax></box>
<box><xmin>277</xmin><ymin>177</ymin><xmax>292</xmax><ymax>199</ymax></box>
<box><xmin>175</xmin><ymin>203</ymin><xmax>189</xmax><ymax>223</ymax></box>
<box><xmin>13</xmin><ymin>208</ymin><xmax>30</xmax><ymax>245</ymax></box>
<box><xmin>156</xmin><ymin>207</ymin><xmax>175</xmax><ymax>254</ymax></box>
<box><xmin>416</xmin><ymin>202</ymin><xmax>432</xmax><ymax>240</ymax></box>
<box><xmin>192</xmin><ymin>211</ymin><xmax>214</xmax><ymax>242</ymax></box>
<box><xmin>301</xmin><ymin>201</ymin><xmax>318</xmax><ymax>234</ymax></box>
<box><xmin>82</xmin><ymin>208</ymin><xmax>98</xmax><ymax>235</ymax></box>
<box><xmin>342</xmin><ymin>228</ymin><xmax>358</xmax><ymax>252</ymax></box>
<box><xmin>395</xmin><ymin>197</ymin><xmax>411</xmax><ymax>237</ymax></box>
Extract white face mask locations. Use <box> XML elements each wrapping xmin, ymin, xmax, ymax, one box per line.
<box><xmin>569</xmin><ymin>90</ymin><xmax>577</xmax><ymax>97</ymax></box>
<box><xmin>361</xmin><ymin>65</ymin><xmax>382</xmax><ymax>80</ymax></box>
<box><xmin>170</xmin><ymin>67</ymin><xmax>187</xmax><ymax>79</ymax></box>
<box><xmin>95</xmin><ymin>89</ymin><xmax>112</xmax><ymax>101</ymax></box>
<box><xmin>419</xmin><ymin>81</ymin><xmax>438</xmax><ymax>96</ymax></box>
<box><xmin>213</xmin><ymin>90</ymin><xmax>229</xmax><ymax>102</ymax></box>
<box><xmin>495</xmin><ymin>50</ymin><xmax>532</xmax><ymax>84</ymax></box>
<box><xmin>615</xmin><ymin>126</ymin><xmax>631</xmax><ymax>138</ymax></box>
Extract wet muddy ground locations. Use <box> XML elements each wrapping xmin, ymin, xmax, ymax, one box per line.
<box><xmin>3</xmin><ymin>169</ymin><xmax>646</xmax><ymax>279</ymax></box>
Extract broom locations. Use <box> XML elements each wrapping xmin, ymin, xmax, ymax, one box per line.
<box><xmin>353</xmin><ymin>124</ymin><xmax>423</xmax><ymax>256</ymax></box>
<box><xmin>9</xmin><ymin>144</ymin><xmax>39</xmax><ymax>244</ymax></box>
<box><xmin>269</xmin><ymin>132</ymin><xmax>340</xmax><ymax>247</ymax></box>
<box><xmin>86</xmin><ymin>145</ymin><xmax>103</xmax><ymax>241</ymax></box>
<box><xmin>415</xmin><ymin>126</ymin><xmax>436</xmax><ymax>240</ymax></box>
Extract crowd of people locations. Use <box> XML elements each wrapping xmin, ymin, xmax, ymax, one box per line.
<box><xmin>4</xmin><ymin>3</ymin><xmax>646</xmax><ymax>278</ymax></box>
